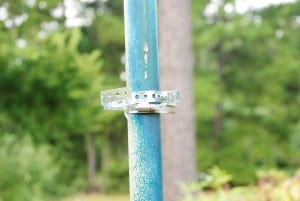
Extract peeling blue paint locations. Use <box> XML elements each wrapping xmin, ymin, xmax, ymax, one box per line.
<box><xmin>124</xmin><ymin>0</ymin><xmax>163</xmax><ymax>200</ymax></box>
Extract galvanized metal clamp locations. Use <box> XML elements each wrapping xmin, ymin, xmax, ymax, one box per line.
<box><xmin>100</xmin><ymin>87</ymin><xmax>180</xmax><ymax>113</ymax></box>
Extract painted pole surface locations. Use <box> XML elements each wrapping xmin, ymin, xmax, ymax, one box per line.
<box><xmin>124</xmin><ymin>0</ymin><xmax>163</xmax><ymax>201</ymax></box>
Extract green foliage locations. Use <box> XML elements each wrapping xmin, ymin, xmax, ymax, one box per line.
<box><xmin>1</xmin><ymin>0</ymin><xmax>300</xmax><ymax>197</ymax></box>
<box><xmin>182</xmin><ymin>169</ymin><xmax>300</xmax><ymax>201</ymax></box>
<box><xmin>258</xmin><ymin>170</ymin><xmax>300</xmax><ymax>201</ymax></box>
<box><xmin>0</xmin><ymin>28</ymin><xmax>103</xmax><ymax>135</ymax></box>
<box><xmin>257</xmin><ymin>169</ymin><xmax>288</xmax><ymax>184</ymax></box>
<box><xmin>0</xmin><ymin>26</ymin><xmax>107</xmax><ymax>193</ymax></box>
<box><xmin>0</xmin><ymin>0</ymin><xmax>129</xmax><ymax>195</ymax></box>
<box><xmin>183</xmin><ymin>166</ymin><xmax>232</xmax><ymax>193</ymax></box>
<box><xmin>206</xmin><ymin>166</ymin><xmax>232</xmax><ymax>189</ymax></box>
<box><xmin>0</xmin><ymin>0</ymin><xmax>63</xmax><ymax>39</ymax></box>
<box><xmin>183</xmin><ymin>187</ymin><xmax>257</xmax><ymax>201</ymax></box>
<box><xmin>0</xmin><ymin>134</ymin><xmax>60</xmax><ymax>201</ymax></box>
<box><xmin>193</xmin><ymin>1</ymin><xmax>300</xmax><ymax>184</ymax></box>
<box><xmin>82</xmin><ymin>14</ymin><xmax>125</xmax><ymax>78</ymax></box>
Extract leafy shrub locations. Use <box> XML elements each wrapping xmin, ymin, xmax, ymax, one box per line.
<box><xmin>258</xmin><ymin>170</ymin><xmax>300</xmax><ymax>201</ymax></box>
<box><xmin>0</xmin><ymin>29</ymin><xmax>104</xmax><ymax>196</ymax></box>
<box><xmin>182</xmin><ymin>166</ymin><xmax>232</xmax><ymax>194</ymax></box>
<box><xmin>182</xmin><ymin>166</ymin><xmax>232</xmax><ymax>201</ymax></box>
<box><xmin>257</xmin><ymin>169</ymin><xmax>288</xmax><ymax>185</ymax></box>
<box><xmin>0</xmin><ymin>134</ymin><xmax>60</xmax><ymax>201</ymax></box>
<box><xmin>182</xmin><ymin>169</ymin><xmax>300</xmax><ymax>201</ymax></box>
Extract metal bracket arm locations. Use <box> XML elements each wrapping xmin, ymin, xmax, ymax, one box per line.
<box><xmin>100</xmin><ymin>87</ymin><xmax>180</xmax><ymax>113</ymax></box>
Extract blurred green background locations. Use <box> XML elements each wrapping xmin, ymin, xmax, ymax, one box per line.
<box><xmin>0</xmin><ymin>0</ymin><xmax>299</xmax><ymax>200</ymax></box>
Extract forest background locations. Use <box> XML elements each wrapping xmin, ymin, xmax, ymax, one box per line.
<box><xmin>0</xmin><ymin>0</ymin><xmax>299</xmax><ymax>200</ymax></box>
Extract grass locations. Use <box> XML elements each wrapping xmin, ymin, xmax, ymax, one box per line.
<box><xmin>64</xmin><ymin>193</ymin><xmax>129</xmax><ymax>201</ymax></box>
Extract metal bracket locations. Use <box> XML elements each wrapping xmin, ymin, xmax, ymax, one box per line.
<box><xmin>100</xmin><ymin>87</ymin><xmax>180</xmax><ymax>113</ymax></box>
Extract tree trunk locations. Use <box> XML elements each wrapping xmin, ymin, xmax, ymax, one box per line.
<box><xmin>212</xmin><ymin>102</ymin><xmax>222</xmax><ymax>148</ymax></box>
<box><xmin>212</xmin><ymin>46</ymin><xmax>226</xmax><ymax>147</ymax></box>
<box><xmin>101</xmin><ymin>136</ymin><xmax>110</xmax><ymax>172</ymax></box>
<box><xmin>87</xmin><ymin>133</ymin><xmax>97</xmax><ymax>192</ymax></box>
<box><xmin>158</xmin><ymin>1</ymin><xmax>196</xmax><ymax>201</ymax></box>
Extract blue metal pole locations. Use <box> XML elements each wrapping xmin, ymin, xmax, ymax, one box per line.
<box><xmin>124</xmin><ymin>0</ymin><xmax>163</xmax><ymax>201</ymax></box>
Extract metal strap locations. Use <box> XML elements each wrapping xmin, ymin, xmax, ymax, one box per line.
<box><xmin>100</xmin><ymin>87</ymin><xmax>180</xmax><ymax>113</ymax></box>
